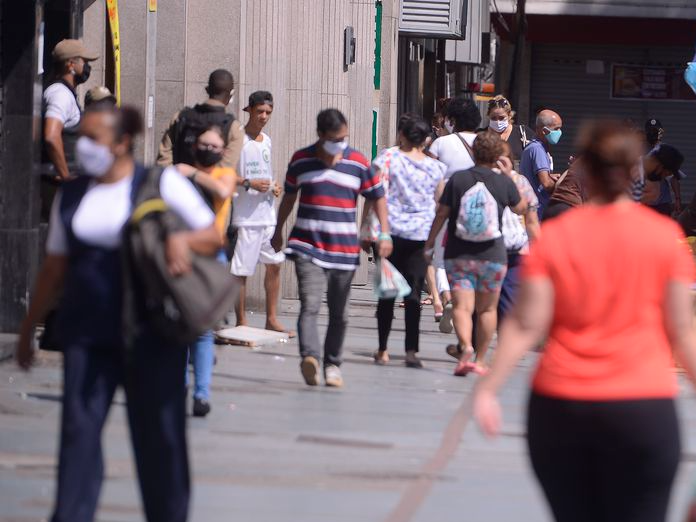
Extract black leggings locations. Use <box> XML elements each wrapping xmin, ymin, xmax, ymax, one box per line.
<box><xmin>527</xmin><ymin>393</ymin><xmax>680</xmax><ymax>522</ymax></box>
<box><xmin>376</xmin><ymin>236</ymin><xmax>426</xmax><ymax>353</ymax></box>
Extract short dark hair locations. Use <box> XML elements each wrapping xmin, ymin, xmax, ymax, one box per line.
<box><xmin>444</xmin><ymin>96</ymin><xmax>481</xmax><ymax>131</ymax></box>
<box><xmin>397</xmin><ymin>112</ymin><xmax>431</xmax><ymax>147</ymax></box>
<box><xmin>317</xmin><ymin>109</ymin><xmax>347</xmax><ymax>134</ymax></box>
<box><xmin>472</xmin><ymin>131</ymin><xmax>505</xmax><ymax>165</ymax></box>
<box><xmin>207</xmin><ymin>69</ymin><xmax>235</xmax><ymax>97</ymax></box>
<box><xmin>115</xmin><ymin>106</ymin><xmax>144</xmax><ymax>151</ymax></box>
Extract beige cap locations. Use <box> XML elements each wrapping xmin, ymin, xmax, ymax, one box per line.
<box><xmin>85</xmin><ymin>86</ymin><xmax>116</xmax><ymax>106</ymax></box>
<box><xmin>52</xmin><ymin>39</ymin><xmax>99</xmax><ymax>62</ymax></box>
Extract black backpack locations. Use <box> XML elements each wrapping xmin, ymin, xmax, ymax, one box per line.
<box><xmin>122</xmin><ymin>166</ymin><xmax>239</xmax><ymax>347</ymax></box>
<box><xmin>172</xmin><ymin>104</ymin><xmax>235</xmax><ymax>165</ymax></box>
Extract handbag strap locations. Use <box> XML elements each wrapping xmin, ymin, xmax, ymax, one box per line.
<box><xmin>455</xmin><ymin>132</ymin><xmax>475</xmax><ymax>162</ymax></box>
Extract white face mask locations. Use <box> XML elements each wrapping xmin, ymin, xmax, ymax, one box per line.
<box><xmin>322</xmin><ymin>139</ymin><xmax>348</xmax><ymax>156</ymax></box>
<box><xmin>444</xmin><ymin>119</ymin><xmax>454</xmax><ymax>134</ymax></box>
<box><xmin>76</xmin><ymin>136</ymin><xmax>114</xmax><ymax>178</ymax></box>
<box><xmin>489</xmin><ymin>118</ymin><xmax>509</xmax><ymax>133</ymax></box>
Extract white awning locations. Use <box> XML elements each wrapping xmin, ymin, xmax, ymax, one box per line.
<box><xmin>492</xmin><ymin>0</ymin><xmax>696</xmax><ymax>20</ymax></box>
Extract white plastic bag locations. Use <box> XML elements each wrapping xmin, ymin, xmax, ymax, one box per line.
<box><xmin>373</xmin><ymin>259</ymin><xmax>411</xmax><ymax>300</ymax></box>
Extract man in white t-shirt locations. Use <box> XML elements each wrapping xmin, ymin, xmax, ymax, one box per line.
<box><xmin>428</xmin><ymin>96</ymin><xmax>480</xmax><ymax>179</ymax></box>
<box><xmin>41</xmin><ymin>39</ymin><xmax>99</xmax><ymax>220</ymax></box>
<box><xmin>427</xmin><ymin>96</ymin><xmax>482</xmax><ymax>332</ymax></box>
<box><xmin>231</xmin><ymin>91</ymin><xmax>291</xmax><ymax>334</ymax></box>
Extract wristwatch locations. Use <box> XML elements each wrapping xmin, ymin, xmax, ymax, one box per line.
<box><xmin>243</xmin><ymin>179</ymin><xmax>251</xmax><ymax>191</ymax></box>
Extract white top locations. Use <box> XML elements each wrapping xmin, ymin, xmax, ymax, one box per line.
<box><xmin>372</xmin><ymin>148</ymin><xmax>445</xmax><ymax>241</ymax></box>
<box><xmin>233</xmin><ymin>132</ymin><xmax>276</xmax><ymax>226</ymax></box>
<box><xmin>43</xmin><ymin>83</ymin><xmax>81</xmax><ymax>128</ymax></box>
<box><xmin>46</xmin><ymin>166</ymin><xmax>215</xmax><ymax>255</ymax></box>
<box><xmin>428</xmin><ymin>132</ymin><xmax>476</xmax><ymax>179</ymax></box>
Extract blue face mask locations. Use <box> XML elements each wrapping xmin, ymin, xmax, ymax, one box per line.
<box><xmin>544</xmin><ymin>127</ymin><xmax>562</xmax><ymax>145</ymax></box>
<box><xmin>685</xmin><ymin>62</ymin><xmax>696</xmax><ymax>95</ymax></box>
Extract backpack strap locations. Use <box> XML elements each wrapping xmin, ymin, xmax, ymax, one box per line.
<box><xmin>519</xmin><ymin>125</ymin><xmax>530</xmax><ymax>148</ymax></box>
<box><xmin>553</xmin><ymin>169</ymin><xmax>570</xmax><ymax>193</ymax></box>
<box><xmin>455</xmin><ymin>132</ymin><xmax>475</xmax><ymax>162</ymax></box>
<box><xmin>131</xmin><ymin>164</ymin><xmax>164</xmax><ymax>207</ymax></box>
<box><xmin>59</xmin><ymin>177</ymin><xmax>92</xmax><ymax>249</ymax></box>
<box><xmin>122</xmin><ymin>164</ymin><xmax>165</xmax><ymax>357</ymax></box>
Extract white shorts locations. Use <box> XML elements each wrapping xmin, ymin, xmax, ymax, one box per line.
<box><xmin>433</xmin><ymin>225</ymin><xmax>450</xmax><ymax>293</ymax></box>
<box><xmin>436</xmin><ymin>267</ymin><xmax>451</xmax><ymax>294</ymax></box>
<box><xmin>230</xmin><ymin>225</ymin><xmax>285</xmax><ymax>277</ymax></box>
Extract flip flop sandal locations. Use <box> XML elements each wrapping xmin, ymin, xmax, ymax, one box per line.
<box><xmin>405</xmin><ymin>358</ymin><xmax>424</xmax><ymax>369</ymax></box>
<box><xmin>453</xmin><ymin>360</ymin><xmax>478</xmax><ymax>377</ymax></box>
<box><xmin>373</xmin><ymin>350</ymin><xmax>389</xmax><ymax>366</ymax></box>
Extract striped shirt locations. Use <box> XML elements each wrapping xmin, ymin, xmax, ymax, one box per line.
<box><xmin>284</xmin><ymin>144</ymin><xmax>385</xmax><ymax>270</ymax></box>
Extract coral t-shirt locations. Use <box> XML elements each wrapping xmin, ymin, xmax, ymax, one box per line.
<box><xmin>523</xmin><ymin>203</ymin><xmax>695</xmax><ymax>401</ymax></box>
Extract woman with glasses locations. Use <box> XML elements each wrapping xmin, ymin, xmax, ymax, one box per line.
<box><xmin>177</xmin><ymin>125</ymin><xmax>237</xmax><ymax>416</ymax></box>
<box><xmin>484</xmin><ymin>95</ymin><xmax>535</xmax><ymax>169</ymax></box>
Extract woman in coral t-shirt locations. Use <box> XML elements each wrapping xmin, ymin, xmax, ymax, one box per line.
<box><xmin>473</xmin><ymin>121</ymin><xmax>696</xmax><ymax>522</ymax></box>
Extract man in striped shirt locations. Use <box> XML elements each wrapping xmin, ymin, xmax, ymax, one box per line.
<box><xmin>272</xmin><ymin>109</ymin><xmax>392</xmax><ymax>388</ymax></box>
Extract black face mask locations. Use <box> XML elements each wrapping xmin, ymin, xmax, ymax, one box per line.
<box><xmin>194</xmin><ymin>147</ymin><xmax>223</xmax><ymax>167</ymax></box>
<box><xmin>74</xmin><ymin>62</ymin><xmax>91</xmax><ymax>85</ymax></box>
<box><xmin>646</xmin><ymin>169</ymin><xmax>662</xmax><ymax>182</ymax></box>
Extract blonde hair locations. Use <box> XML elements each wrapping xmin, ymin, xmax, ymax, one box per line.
<box><xmin>487</xmin><ymin>95</ymin><xmax>516</xmax><ymax>124</ymax></box>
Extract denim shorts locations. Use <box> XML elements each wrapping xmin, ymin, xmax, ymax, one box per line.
<box><xmin>445</xmin><ymin>258</ymin><xmax>508</xmax><ymax>293</ymax></box>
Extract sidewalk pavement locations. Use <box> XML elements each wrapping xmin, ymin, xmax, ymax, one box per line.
<box><xmin>2</xmin><ymin>298</ymin><xmax>696</xmax><ymax>522</ymax></box>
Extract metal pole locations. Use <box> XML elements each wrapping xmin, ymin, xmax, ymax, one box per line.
<box><xmin>144</xmin><ymin>1</ymin><xmax>158</xmax><ymax>163</ymax></box>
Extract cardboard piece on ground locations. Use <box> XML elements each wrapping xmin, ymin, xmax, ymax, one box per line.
<box><xmin>215</xmin><ymin>326</ymin><xmax>289</xmax><ymax>347</ymax></box>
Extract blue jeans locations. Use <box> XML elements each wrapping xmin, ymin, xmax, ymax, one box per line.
<box><xmin>497</xmin><ymin>252</ymin><xmax>522</xmax><ymax>323</ymax></box>
<box><xmin>188</xmin><ymin>331</ymin><xmax>214</xmax><ymax>400</ymax></box>
<box><xmin>187</xmin><ymin>250</ymin><xmax>228</xmax><ymax>400</ymax></box>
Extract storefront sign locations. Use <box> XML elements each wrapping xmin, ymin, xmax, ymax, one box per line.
<box><xmin>106</xmin><ymin>0</ymin><xmax>121</xmax><ymax>105</ymax></box>
<box><xmin>611</xmin><ymin>64</ymin><xmax>695</xmax><ymax>101</ymax></box>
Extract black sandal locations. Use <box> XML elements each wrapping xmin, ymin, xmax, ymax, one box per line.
<box><xmin>405</xmin><ymin>351</ymin><xmax>423</xmax><ymax>369</ymax></box>
<box><xmin>405</xmin><ymin>358</ymin><xmax>424</xmax><ymax>369</ymax></box>
<box><xmin>446</xmin><ymin>344</ymin><xmax>463</xmax><ymax>360</ymax></box>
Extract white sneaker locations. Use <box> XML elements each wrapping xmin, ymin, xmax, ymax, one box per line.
<box><xmin>324</xmin><ymin>365</ymin><xmax>344</xmax><ymax>388</ymax></box>
<box><xmin>439</xmin><ymin>303</ymin><xmax>454</xmax><ymax>334</ymax></box>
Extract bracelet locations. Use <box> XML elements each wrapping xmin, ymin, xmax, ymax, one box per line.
<box><xmin>378</xmin><ymin>232</ymin><xmax>392</xmax><ymax>242</ymax></box>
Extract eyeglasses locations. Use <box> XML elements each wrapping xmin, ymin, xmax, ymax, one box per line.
<box><xmin>488</xmin><ymin>98</ymin><xmax>510</xmax><ymax>108</ymax></box>
<box><xmin>197</xmin><ymin>143</ymin><xmax>224</xmax><ymax>152</ymax></box>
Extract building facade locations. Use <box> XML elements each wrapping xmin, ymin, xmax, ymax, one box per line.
<box><xmin>0</xmin><ymin>0</ymin><xmax>491</xmax><ymax>331</ymax></box>
<box><xmin>493</xmin><ymin>0</ymin><xmax>696</xmax><ymax>195</ymax></box>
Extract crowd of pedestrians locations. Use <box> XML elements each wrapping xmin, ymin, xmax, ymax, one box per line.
<box><xmin>17</xmin><ymin>37</ymin><xmax>696</xmax><ymax>522</ymax></box>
